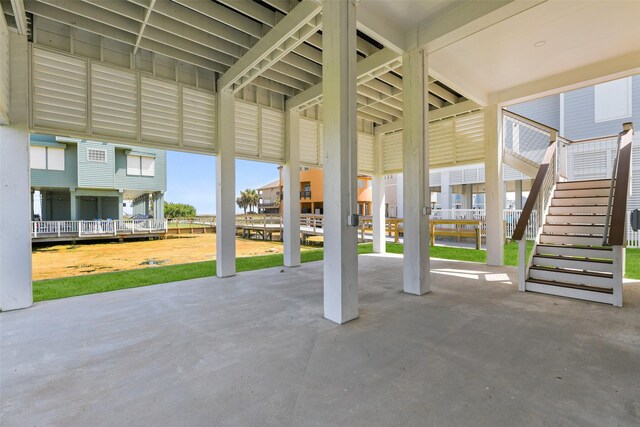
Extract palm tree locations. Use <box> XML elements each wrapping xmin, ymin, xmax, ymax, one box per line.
<box><xmin>236</xmin><ymin>192</ymin><xmax>248</xmax><ymax>214</ymax></box>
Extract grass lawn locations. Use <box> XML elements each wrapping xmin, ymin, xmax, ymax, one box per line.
<box><xmin>33</xmin><ymin>242</ymin><xmax>639</xmax><ymax>302</ymax></box>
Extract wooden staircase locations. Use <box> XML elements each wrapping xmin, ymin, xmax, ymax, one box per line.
<box><xmin>524</xmin><ymin>179</ymin><xmax>622</xmax><ymax>305</ymax></box>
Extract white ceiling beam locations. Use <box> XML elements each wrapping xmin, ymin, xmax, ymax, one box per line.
<box><xmin>287</xmin><ymin>47</ymin><xmax>401</xmax><ymax>110</ymax></box>
<box><xmin>357</xmin><ymin>111</ymin><xmax>385</xmax><ymax>125</ymax></box>
<box><xmin>173</xmin><ymin>0</ymin><xmax>263</xmax><ymax>39</ymax></box>
<box><xmin>358</xmin><ymin>105</ymin><xmax>395</xmax><ymax>123</ymax></box>
<box><xmin>83</xmin><ymin>0</ymin><xmax>144</xmax><ymax>21</ymax></box>
<box><xmin>427</xmin><ymin>93</ymin><xmax>445</xmax><ymax>109</ymax></box>
<box><xmin>252</xmin><ymin>76</ymin><xmax>296</xmax><ymax>97</ymax></box>
<box><xmin>428</xmin><ymin>82</ymin><xmax>459</xmax><ymax>104</ymax></box>
<box><xmin>374</xmin><ymin>119</ymin><xmax>403</xmax><ymax>135</ymax></box>
<box><xmin>133</xmin><ymin>0</ymin><xmax>155</xmax><ymax>54</ymax></box>
<box><xmin>9</xmin><ymin>0</ymin><xmax>27</xmax><ymax>34</ymax></box>
<box><xmin>262</xmin><ymin>69</ymin><xmax>309</xmax><ymax>92</ymax></box>
<box><xmin>219</xmin><ymin>0</ymin><xmax>322</xmax><ymax>93</ymax></box>
<box><xmin>418</xmin><ymin>0</ymin><xmax>547</xmax><ymax>54</ymax></box>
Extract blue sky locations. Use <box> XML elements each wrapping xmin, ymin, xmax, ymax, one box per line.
<box><xmin>164</xmin><ymin>151</ymin><xmax>280</xmax><ymax>215</ymax></box>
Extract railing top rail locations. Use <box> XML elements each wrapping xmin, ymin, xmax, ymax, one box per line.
<box><xmin>512</xmin><ymin>140</ymin><xmax>558</xmax><ymax>241</ymax></box>
<box><xmin>569</xmin><ymin>134</ymin><xmax>619</xmax><ymax>145</ymax></box>
<box><xmin>503</xmin><ymin>109</ymin><xmax>559</xmax><ymax>135</ymax></box>
<box><xmin>608</xmin><ymin>125</ymin><xmax>634</xmax><ymax>246</ymax></box>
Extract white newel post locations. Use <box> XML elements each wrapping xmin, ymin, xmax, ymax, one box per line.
<box><xmin>322</xmin><ymin>0</ymin><xmax>358</xmax><ymax>324</ymax></box>
<box><xmin>0</xmin><ymin>32</ymin><xmax>32</xmax><ymax>311</ymax></box>
<box><xmin>372</xmin><ymin>133</ymin><xmax>386</xmax><ymax>253</ymax></box>
<box><xmin>216</xmin><ymin>89</ymin><xmax>236</xmax><ymax>278</ymax></box>
<box><xmin>402</xmin><ymin>47</ymin><xmax>430</xmax><ymax>296</ymax></box>
<box><xmin>283</xmin><ymin>109</ymin><xmax>301</xmax><ymax>267</ymax></box>
<box><xmin>484</xmin><ymin>105</ymin><xmax>504</xmax><ymax>266</ymax></box>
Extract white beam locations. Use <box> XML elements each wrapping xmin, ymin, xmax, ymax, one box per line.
<box><xmin>484</xmin><ymin>105</ymin><xmax>504</xmax><ymax>266</ymax></box>
<box><xmin>133</xmin><ymin>0</ymin><xmax>156</xmax><ymax>54</ymax></box>
<box><xmin>219</xmin><ymin>0</ymin><xmax>322</xmax><ymax>93</ymax></box>
<box><xmin>215</xmin><ymin>90</ymin><xmax>236</xmax><ymax>278</ymax></box>
<box><xmin>494</xmin><ymin>49</ymin><xmax>640</xmax><ymax>106</ymax></box>
<box><xmin>9</xmin><ymin>0</ymin><xmax>27</xmax><ymax>35</ymax></box>
<box><xmin>374</xmin><ymin>119</ymin><xmax>403</xmax><ymax>136</ymax></box>
<box><xmin>429</xmin><ymin>82</ymin><xmax>459</xmax><ymax>104</ymax></box>
<box><xmin>322</xmin><ymin>0</ymin><xmax>358</xmax><ymax>325</ymax></box>
<box><xmin>283</xmin><ymin>109</ymin><xmax>301</xmax><ymax>267</ymax></box>
<box><xmin>402</xmin><ymin>48</ymin><xmax>430</xmax><ymax>296</ymax></box>
<box><xmin>417</xmin><ymin>0</ymin><xmax>546</xmax><ymax>54</ymax></box>
<box><xmin>0</xmin><ymin>31</ymin><xmax>32</xmax><ymax>310</ymax></box>
<box><xmin>287</xmin><ymin>47</ymin><xmax>401</xmax><ymax>110</ymax></box>
<box><xmin>372</xmin><ymin>133</ymin><xmax>386</xmax><ymax>253</ymax></box>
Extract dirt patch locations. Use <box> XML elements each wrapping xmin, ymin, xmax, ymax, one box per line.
<box><xmin>32</xmin><ymin>234</ymin><xmax>304</xmax><ymax>280</ymax></box>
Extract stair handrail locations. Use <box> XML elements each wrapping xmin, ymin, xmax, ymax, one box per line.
<box><xmin>604</xmin><ymin>123</ymin><xmax>634</xmax><ymax>246</ymax></box>
<box><xmin>512</xmin><ymin>134</ymin><xmax>558</xmax><ymax>241</ymax></box>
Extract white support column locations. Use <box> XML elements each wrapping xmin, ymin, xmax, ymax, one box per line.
<box><xmin>372</xmin><ymin>133</ymin><xmax>386</xmax><ymax>253</ymax></box>
<box><xmin>322</xmin><ymin>0</ymin><xmax>358</xmax><ymax>324</ymax></box>
<box><xmin>117</xmin><ymin>192</ymin><xmax>123</xmax><ymax>221</ymax></box>
<box><xmin>402</xmin><ymin>48</ymin><xmax>430</xmax><ymax>296</ymax></box>
<box><xmin>70</xmin><ymin>190</ymin><xmax>77</xmax><ymax>220</ymax></box>
<box><xmin>440</xmin><ymin>170</ymin><xmax>451</xmax><ymax>209</ymax></box>
<box><xmin>283</xmin><ymin>109</ymin><xmax>301</xmax><ymax>267</ymax></box>
<box><xmin>484</xmin><ymin>105</ymin><xmax>504</xmax><ymax>266</ymax></box>
<box><xmin>156</xmin><ymin>193</ymin><xmax>164</xmax><ymax>220</ymax></box>
<box><xmin>514</xmin><ymin>180</ymin><xmax>523</xmax><ymax>210</ymax></box>
<box><xmin>216</xmin><ymin>89</ymin><xmax>236</xmax><ymax>278</ymax></box>
<box><xmin>0</xmin><ymin>32</ymin><xmax>32</xmax><ymax>311</ymax></box>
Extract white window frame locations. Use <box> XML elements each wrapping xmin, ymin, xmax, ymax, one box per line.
<box><xmin>594</xmin><ymin>77</ymin><xmax>633</xmax><ymax>123</ymax></box>
<box><xmin>87</xmin><ymin>148</ymin><xmax>107</xmax><ymax>163</ymax></box>
<box><xmin>127</xmin><ymin>154</ymin><xmax>156</xmax><ymax>177</ymax></box>
<box><xmin>30</xmin><ymin>146</ymin><xmax>65</xmax><ymax>171</ymax></box>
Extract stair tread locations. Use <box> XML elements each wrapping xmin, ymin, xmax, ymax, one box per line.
<box><xmin>561</xmin><ymin>179</ymin><xmax>612</xmax><ymax>184</ymax></box>
<box><xmin>533</xmin><ymin>254</ymin><xmax>613</xmax><ymax>264</ymax></box>
<box><xmin>540</xmin><ymin>233</ymin><xmax>603</xmax><ymax>237</ymax></box>
<box><xmin>530</xmin><ymin>265</ymin><xmax>613</xmax><ymax>278</ymax></box>
<box><xmin>536</xmin><ymin>244</ymin><xmax>612</xmax><ymax>251</ymax></box>
<box><xmin>526</xmin><ymin>278</ymin><xmax>613</xmax><ymax>294</ymax></box>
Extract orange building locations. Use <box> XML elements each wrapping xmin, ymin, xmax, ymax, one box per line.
<box><xmin>258</xmin><ymin>167</ymin><xmax>372</xmax><ymax>215</ymax></box>
<box><xmin>299</xmin><ymin>168</ymin><xmax>372</xmax><ymax>215</ymax></box>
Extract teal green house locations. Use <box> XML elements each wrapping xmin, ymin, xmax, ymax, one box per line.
<box><xmin>30</xmin><ymin>135</ymin><xmax>166</xmax><ymax>221</ymax></box>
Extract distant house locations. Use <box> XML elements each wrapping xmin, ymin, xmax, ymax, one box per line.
<box><xmin>257</xmin><ymin>167</ymin><xmax>373</xmax><ymax>216</ymax></box>
<box><xmin>30</xmin><ymin>135</ymin><xmax>167</xmax><ymax>221</ymax></box>
<box><xmin>257</xmin><ymin>179</ymin><xmax>281</xmax><ymax>214</ymax></box>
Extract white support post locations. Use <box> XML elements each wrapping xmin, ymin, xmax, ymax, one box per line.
<box><xmin>514</xmin><ymin>180</ymin><xmax>523</xmax><ymax>210</ymax></box>
<box><xmin>216</xmin><ymin>89</ymin><xmax>236</xmax><ymax>278</ymax></box>
<box><xmin>402</xmin><ymin>48</ymin><xmax>430</xmax><ymax>296</ymax></box>
<box><xmin>118</xmin><ymin>192</ymin><xmax>124</xmax><ymax>221</ymax></box>
<box><xmin>484</xmin><ymin>105</ymin><xmax>504</xmax><ymax>266</ymax></box>
<box><xmin>372</xmin><ymin>133</ymin><xmax>386</xmax><ymax>253</ymax></box>
<box><xmin>283</xmin><ymin>108</ymin><xmax>301</xmax><ymax>267</ymax></box>
<box><xmin>440</xmin><ymin>170</ymin><xmax>451</xmax><ymax>209</ymax></box>
<box><xmin>0</xmin><ymin>32</ymin><xmax>32</xmax><ymax>311</ymax></box>
<box><xmin>70</xmin><ymin>190</ymin><xmax>77</xmax><ymax>221</ymax></box>
<box><xmin>612</xmin><ymin>245</ymin><xmax>624</xmax><ymax>307</ymax></box>
<box><xmin>322</xmin><ymin>0</ymin><xmax>358</xmax><ymax>324</ymax></box>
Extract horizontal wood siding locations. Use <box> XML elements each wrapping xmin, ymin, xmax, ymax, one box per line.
<box><xmin>509</xmin><ymin>95</ymin><xmax>560</xmax><ymax>130</ymax></box>
<box><xmin>77</xmin><ymin>141</ymin><xmax>115</xmax><ymax>189</ymax></box>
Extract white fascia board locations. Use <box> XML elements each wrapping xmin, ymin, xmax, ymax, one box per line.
<box><xmin>418</xmin><ymin>0</ymin><xmax>547</xmax><ymax>54</ymax></box>
<box><xmin>218</xmin><ymin>0</ymin><xmax>322</xmax><ymax>93</ymax></box>
<box><xmin>493</xmin><ymin>49</ymin><xmax>640</xmax><ymax>107</ymax></box>
<box><xmin>355</xmin><ymin>4</ymin><xmax>406</xmax><ymax>54</ymax></box>
<box><xmin>10</xmin><ymin>0</ymin><xmax>28</xmax><ymax>35</ymax></box>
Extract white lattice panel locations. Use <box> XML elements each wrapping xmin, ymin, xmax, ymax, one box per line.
<box><xmin>32</xmin><ymin>48</ymin><xmax>87</xmax><ymax>132</ymax></box>
<box><xmin>91</xmin><ymin>63</ymin><xmax>137</xmax><ymax>139</ymax></box>
<box><xmin>141</xmin><ymin>76</ymin><xmax>180</xmax><ymax>144</ymax></box>
<box><xmin>182</xmin><ymin>88</ymin><xmax>216</xmax><ymax>151</ymax></box>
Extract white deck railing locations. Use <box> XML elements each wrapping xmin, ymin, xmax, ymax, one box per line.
<box><xmin>32</xmin><ymin>219</ymin><xmax>168</xmax><ymax>238</ymax></box>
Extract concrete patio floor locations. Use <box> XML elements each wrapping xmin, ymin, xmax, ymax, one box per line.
<box><xmin>2</xmin><ymin>254</ymin><xmax>640</xmax><ymax>426</ymax></box>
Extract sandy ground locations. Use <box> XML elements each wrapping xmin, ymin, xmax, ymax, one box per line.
<box><xmin>32</xmin><ymin>235</ymin><xmax>291</xmax><ymax>280</ymax></box>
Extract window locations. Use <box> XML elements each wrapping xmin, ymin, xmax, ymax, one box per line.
<box><xmin>127</xmin><ymin>154</ymin><xmax>155</xmax><ymax>177</ymax></box>
<box><xmin>30</xmin><ymin>146</ymin><xmax>65</xmax><ymax>171</ymax></box>
<box><xmin>594</xmin><ymin>77</ymin><xmax>632</xmax><ymax>122</ymax></box>
<box><xmin>87</xmin><ymin>148</ymin><xmax>107</xmax><ymax>162</ymax></box>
